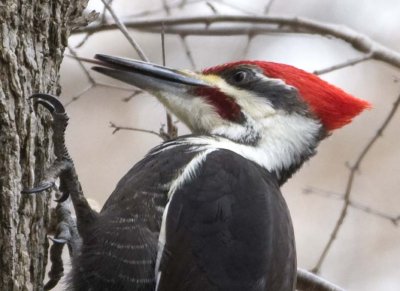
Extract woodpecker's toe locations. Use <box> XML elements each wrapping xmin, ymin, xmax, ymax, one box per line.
<box><xmin>21</xmin><ymin>181</ymin><xmax>55</xmax><ymax>194</ymax></box>
<box><xmin>30</xmin><ymin>93</ymin><xmax>65</xmax><ymax>114</ymax></box>
<box><xmin>49</xmin><ymin>236</ymin><xmax>68</xmax><ymax>244</ymax></box>
<box><xmin>54</xmin><ymin>190</ymin><xmax>70</xmax><ymax>203</ymax></box>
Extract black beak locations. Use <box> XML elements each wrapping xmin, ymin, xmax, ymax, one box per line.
<box><xmin>92</xmin><ymin>54</ymin><xmax>209</xmax><ymax>90</ymax></box>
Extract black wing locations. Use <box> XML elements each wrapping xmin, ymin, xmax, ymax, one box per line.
<box><xmin>70</xmin><ymin>143</ymin><xmax>199</xmax><ymax>291</ymax></box>
<box><xmin>157</xmin><ymin>150</ymin><xmax>296</xmax><ymax>291</ymax></box>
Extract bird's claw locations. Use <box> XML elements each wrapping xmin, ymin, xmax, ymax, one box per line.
<box><xmin>49</xmin><ymin>236</ymin><xmax>68</xmax><ymax>244</ymax></box>
<box><xmin>25</xmin><ymin>94</ymin><xmax>87</xmax><ymax>290</ymax></box>
<box><xmin>23</xmin><ymin>94</ymin><xmax>71</xmax><ymax>199</ymax></box>
<box><xmin>21</xmin><ymin>181</ymin><xmax>55</xmax><ymax>194</ymax></box>
<box><xmin>54</xmin><ymin>190</ymin><xmax>70</xmax><ymax>203</ymax></box>
<box><xmin>44</xmin><ymin>202</ymin><xmax>81</xmax><ymax>290</ymax></box>
<box><xmin>21</xmin><ymin>159</ymin><xmax>71</xmax><ymax>198</ymax></box>
<box><xmin>30</xmin><ymin>93</ymin><xmax>65</xmax><ymax>114</ymax></box>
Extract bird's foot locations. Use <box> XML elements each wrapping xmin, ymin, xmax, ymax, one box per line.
<box><xmin>23</xmin><ymin>93</ymin><xmax>97</xmax><ymax>290</ymax></box>
<box><xmin>45</xmin><ymin>201</ymin><xmax>81</xmax><ymax>290</ymax></box>
<box><xmin>22</xmin><ymin>159</ymin><xmax>73</xmax><ymax>202</ymax></box>
<box><xmin>22</xmin><ymin>94</ymin><xmax>72</xmax><ymax>201</ymax></box>
<box><xmin>21</xmin><ymin>94</ymin><xmax>84</xmax><ymax>290</ymax></box>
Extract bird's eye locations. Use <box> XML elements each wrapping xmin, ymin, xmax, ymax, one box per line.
<box><xmin>232</xmin><ymin>70</ymin><xmax>248</xmax><ymax>83</ymax></box>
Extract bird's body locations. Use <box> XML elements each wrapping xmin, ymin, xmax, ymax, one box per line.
<box><xmin>71</xmin><ymin>135</ymin><xmax>299</xmax><ymax>290</ymax></box>
<box><xmin>56</xmin><ymin>54</ymin><xmax>370</xmax><ymax>291</ymax></box>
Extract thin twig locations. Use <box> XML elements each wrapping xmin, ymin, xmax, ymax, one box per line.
<box><xmin>68</xmin><ymin>46</ymin><xmax>95</xmax><ymax>84</ymax></box>
<box><xmin>180</xmin><ymin>36</ymin><xmax>196</xmax><ymax>69</ymax></box>
<box><xmin>64</xmin><ymin>48</ymin><xmax>97</xmax><ymax>106</ymax></box>
<box><xmin>297</xmin><ymin>268</ymin><xmax>345</xmax><ymax>291</ymax></box>
<box><xmin>73</xmin><ymin>15</ymin><xmax>400</xmax><ymax>69</ymax></box>
<box><xmin>264</xmin><ymin>0</ymin><xmax>276</xmax><ymax>14</ymax></box>
<box><xmin>241</xmin><ymin>34</ymin><xmax>253</xmax><ymax>58</ymax></box>
<box><xmin>109</xmin><ymin>122</ymin><xmax>166</xmax><ymax>140</ymax></box>
<box><xmin>161</xmin><ymin>25</ymin><xmax>178</xmax><ymax>140</ymax></box>
<box><xmin>65</xmin><ymin>52</ymin><xmax>151</xmax><ymax>94</ymax></box>
<box><xmin>74</xmin><ymin>33</ymin><xmax>93</xmax><ymax>49</ymax></box>
<box><xmin>122</xmin><ymin>90</ymin><xmax>143</xmax><ymax>102</ymax></box>
<box><xmin>101</xmin><ymin>0</ymin><xmax>149</xmax><ymax>62</ymax></box>
<box><xmin>64</xmin><ymin>46</ymin><xmax>132</xmax><ymax>107</ymax></box>
<box><xmin>63</xmin><ymin>82</ymin><xmax>137</xmax><ymax>107</ymax></box>
<box><xmin>162</xmin><ymin>0</ymin><xmax>171</xmax><ymax>15</ymax></box>
<box><xmin>96</xmin><ymin>82</ymin><xmax>137</xmax><ymax>92</ymax></box>
<box><xmin>124</xmin><ymin>0</ymin><xmax>204</xmax><ymax>18</ymax></box>
<box><xmin>206</xmin><ymin>1</ymin><xmax>219</xmax><ymax>14</ymax></box>
<box><xmin>314</xmin><ymin>52</ymin><xmax>374</xmax><ymax>75</ymax></box>
<box><xmin>161</xmin><ymin>23</ymin><xmax>167</xmax><ymax>66</ymax></box>
<box><xmin>74</xmin><ymin>0</ymin><xmax>111</xmax><ymax>48</ymax></box>
<box><xmin>64</xmin><ymin>85</ymin><xmax>94</xmax><ymax>107</ymax></box>
<box><xmin>312</xmin><ymin>92</ymin><xmax>400</xmax><ymax>273</ymax></box>
<box><xmin>214</xmin><ymin>0</ymin><xmax>260</xmax><ymax>58</ymax></box>
<box><xmin>138</xmin><ymin>26</ymin><xmax>296</xmax><ymax>36</ymax></box>
<box><xmin>303</xmin><ymin>187</ymin><xmax>400</xmax><ymax>225</ymax></box>
<box><xmin>100</xmin><ymin>0</ymin><xmax>113</xmax><ymax>23</ymax></box>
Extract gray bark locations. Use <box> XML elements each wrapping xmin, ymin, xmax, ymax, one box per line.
<box><xmin>0</xmin><ymin>1</ymin><xmax>89</xmax><ymax>290</ymax></box>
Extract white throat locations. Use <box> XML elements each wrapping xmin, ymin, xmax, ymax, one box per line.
<box><xmin>159</xmin><ymin>113</ymin><xmax>322</xmax><ymax>177</ymax></box>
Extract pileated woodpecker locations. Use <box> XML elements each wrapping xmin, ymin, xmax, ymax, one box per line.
<box><xmin>27</xmin><ymin>56</ymin><xmax>369</xmax><ymax>291</ymax></box>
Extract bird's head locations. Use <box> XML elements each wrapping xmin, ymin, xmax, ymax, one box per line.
<box><xmin>93</xmin><ymin>54</ymin><xmax>370</xmax><ymax>180</ymax></box>
<box><xmin>93</xmin><ymin>54</ymin><xmax>369</xmax><ymax>140</ymax></box>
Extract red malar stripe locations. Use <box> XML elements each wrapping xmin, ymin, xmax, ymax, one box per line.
<box><xmin>194</xmin><ymin>87</ymin><xmax>242</xmax><ymax>122</ymax></box>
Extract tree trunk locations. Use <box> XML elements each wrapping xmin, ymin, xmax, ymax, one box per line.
<box><xmin>0</xmin><ymin>1</ymin><xmax>89</xmax><ymax>290</ymax></box>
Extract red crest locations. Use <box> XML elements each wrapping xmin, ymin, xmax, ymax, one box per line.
<box><xmin>204</xmin><ymin>61</ymin><xmax>371</xmax><ymax>131</ymax></box>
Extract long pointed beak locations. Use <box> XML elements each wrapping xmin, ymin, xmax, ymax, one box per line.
<box><xmin>92</xmin><ymin>54</ymin><xmax>209</xmax><ymax>92</ymax></box>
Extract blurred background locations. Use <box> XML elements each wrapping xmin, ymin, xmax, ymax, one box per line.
<box><xmin>56</xmin><ymin>0</ymin><xmax>400</xmax><ymax>290</ymax></box>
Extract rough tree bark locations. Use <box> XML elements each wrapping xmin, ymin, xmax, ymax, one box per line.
<box><xmin>0</xmin><ymin>1</ymin><xmax>90</xmax><ymax>290</ymax></box>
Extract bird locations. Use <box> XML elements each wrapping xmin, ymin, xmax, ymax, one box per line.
<box><xmin>27</xmin><ymin>55</ymin><xmax>370</xmax><ymax>291</ymax></box>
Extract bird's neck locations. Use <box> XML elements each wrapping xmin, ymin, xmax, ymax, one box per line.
<box><xmin>253</xmin><ymin>113</ymin><xmax>325</xmax><ymax>184</ymax></box>
<box><xmin>180</xmin><ymin>114</ymin><xmax>324</xmax><ymax>185</ymax></box>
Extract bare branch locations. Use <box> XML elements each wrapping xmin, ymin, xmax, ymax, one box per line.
<box><xmin>180</xmin><ymin>36</ymin><xmax>197</xmax><ymax>69</ymax></box>
<box><xmin>297</xmin><ymin>268</ymin><xmax>345</xmax><ymax>291</ymax></box>
<box><xmin>74</xmin><ymin>0</ymin><xmax>111</xmax><ymax>48</ymax></box>
<box><xmin>63</xmin><ymin>48</ymin><xmax>97</xmax><ymax>106</ymax></box>
<box><xmin>96</xmin><ymin>82</ymin><xmax>136</xmax><ymax>92</ymax></box>
<box><xmin>138</xmin><ymin>26</ymin><xmax>290</xmax><ymax>36</ymax></box>
<box><xmin>64</xmin><ymin>85</ymin><xmax>94</xmax><ymax>107</ymax></box>
<box><xmin>241</xmin><ymin>34</ymin><xmax>254</xmax><ymax>58</ymax></box>
<box><xmin>100</xmin><ymin>0</ymin><xmax>149</xmax><ymax>62</ymax></box>
<box><xmin>162</xmin><ymin>0</ymin><xmax>171</xmax><ymax>15</ymax></box>
<box><xmin>67</xmin><ymin>46</ymin><xmax>95</xmax><ymax>84</ymax></box>
<box><xmin>303</xmin><ymin>187</ymin><xmax>400</xmax><ymax>225</ymax></box>
<box><xmin>313</xmin><ymin>92</ymin><xmax>400</xmax><ymax>273</ymax></box>
<box><xmin>109</xmin><ymin>122</ymin><xmax>168</xmax><ymax>140</ymax></box>
<box><xmin>206</xmin><ymin>1</ymin><xmax>219</xmax><ymax>14</ymax></box>
<box><xmin>74</xmin><ymin>33</ymin><xmax>93</xmax><ymax>49</ymax></box>
<box><xmin>122</xmin><ymin>90</ymin><xmax>143</xmax><ymax>102</ymax></box>
<box><xmin>264</xmin><ymin>0</ymin><xmax>276</xmax><ymax>14</ymax></box>
<box><xmin>73</xmin><ymin>15</ymin><xmax>400</xmax><ymax>69</ymax></box>
<box><xmin>161</xmin><ymin>23</ymin><xmax>167</xmax><ymax>66</ymax></box>
<box><xmin>63</xmin><ymin>81</ymin><xmax>136</xmax><ymax>107</ymax></box>
<box><xmin>64</xmin><ymin>51</ymin><xmax>142</xmax><ymax>102</ymax></box>
<box><xmin>161</xmin><ymin>27</ymin><xmax>178</xmax><ymax>141</ymax></box>
<box><xmin>123</xmin><ymin>0</ymin><xmax>205</xmax><ymax>18</ymax></box>
<box><xmin>100</xmin><ymin>0</ymin><xmax>113</xmax><ymax>23</ymax></box>
<box><xmin>313</xmin><ymin>52</ymin><xmax>374</xmax><ymax>75</ymax></box>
